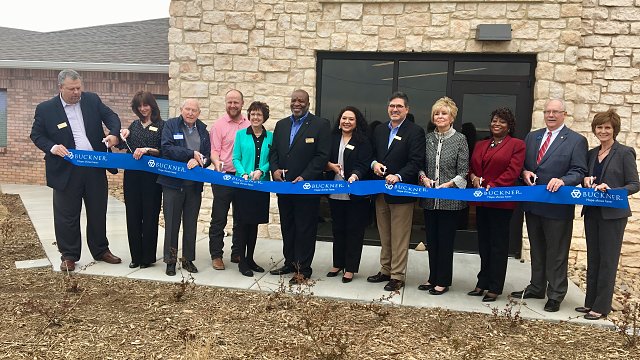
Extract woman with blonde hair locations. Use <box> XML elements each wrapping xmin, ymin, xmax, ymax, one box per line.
<box><xmin>418</xmin><ymin>97</ymin><xmax>468</xmax><ymax>295</ymax></box>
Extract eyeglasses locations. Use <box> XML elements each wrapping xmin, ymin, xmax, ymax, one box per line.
<box><xmin>388</xmin><ymin>104</ymin><xmax>405</xmax><ymax>109</ymax></box>
<box><xmin>543</xmin><ymin>110</ymin><xmax>565</xmax><ymax>115</ymax></box>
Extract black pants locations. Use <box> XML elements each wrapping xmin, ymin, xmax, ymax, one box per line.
<box><xmin>208</xmin><ymin>183</ymin><xmax>238</xmax><ymax>259</ymax></box>
<box><xmin>123</xmin><ymin>170</ymin><xmax>162</xmax><ymax>265</ymax></box>
<box><xmin>424</xmin><ymin>209</ymin><xmax>463</xmax><ymax>287</ymax></box>
<box><xmin>584</xmin><ymin>207</ymin><xmax>627</xmax><ymax>315</ymax></box>
<box><xmin>328</xmin><ymin>197</ymin><xmax>370</xmax><ymax>273</ymax></box>
<box><xmin>475</xmin><ymin>206</ymin><xmax>513</xmax><ymax>295</ymax></box>
<box><xmin>277</xmin><ymin>194</ymin><xmax>321</xmax><ymax>278</ymax></box>
<box><xmin>53</xmin><ymin>166</ymin><xmax>109</xmax><ymax>261</ymax></box>
<box><xmin>162</xmin><ymin>185</ymin><xmax>202</xmax><ymax>263</ymax></box>
<box><xmin>235</xmin><ymin>223</ymin><xmax>258</xmax><ymax>265</ymax></box>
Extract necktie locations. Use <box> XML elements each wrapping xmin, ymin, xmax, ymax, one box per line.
<box><xmin>536</xmin><ymin>131</ymin><xmax>552</xmax><ymax>164</ymax></box>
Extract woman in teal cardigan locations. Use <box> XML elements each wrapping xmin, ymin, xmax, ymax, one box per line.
<box><xmin>232</xmin><ymin>101</ymin><xmax>273</xmax><ymax>276</ymax></box>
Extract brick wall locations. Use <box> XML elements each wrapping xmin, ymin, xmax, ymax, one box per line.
<box><xmin>0</xmin><ymin>68</ymin><xmax>169</xmax><ymax>185</ymax></box>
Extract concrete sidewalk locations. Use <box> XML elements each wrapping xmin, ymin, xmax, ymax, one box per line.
<box><xmin>2</xmin><ymin>183</ymin><xmax>608</xmax><ymax>326</ymax></box>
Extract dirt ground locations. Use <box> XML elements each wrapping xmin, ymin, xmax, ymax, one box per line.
<box><xmin>0</xmin><ymin>192</ymin><xmax>639</xmax><ymax>359</ymax></box>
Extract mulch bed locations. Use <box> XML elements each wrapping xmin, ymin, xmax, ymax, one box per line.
<box><xmin>0</xmin><ymin>191</ymin><xmax>638</xmax><ymax>359</ymax></box>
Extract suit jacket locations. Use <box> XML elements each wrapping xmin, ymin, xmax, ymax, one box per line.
<box><xmin>30</xmin><ymin>92</ymin><xmax>121</xmax><ymax>190</ymax></box>
<box><xmin>156</xmin><ymin>116</ymin><xmax>211</xmax><ymax>191</ymax></box>
<box><xmin>325</xmin><ymin>132</ymin><xmax>374</xmax><ymax>199</ymax></box>
<box><xmin>582</xmin><ymin>141</ymin><xmax>639</xmax><ymax>219</ymax></box>
<box><xmin>269</xmin><ymin>112</ymin><xmax>331</xmax><ymax>182</ymax></box>
<box><xmin>521</xmin><ymin>125</ymin><xmax>588</xmax><ymax>219</ymax></box>
<box><xmin>233</xmin><ymin>127</ymin><xmax>273</xmax><ymax>181</ymax></box>
<box><xmin>371</xmin><ymin>120</ymin><xmax>426</xmax><ymax>204</ymax></box>
<box><xmin>470</xmin><ymin>136</ymin><xmax>525</xmax><ymax>209</ymax></box>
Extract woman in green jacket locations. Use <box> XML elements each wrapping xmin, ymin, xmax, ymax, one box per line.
<box><xmin>232</xmin><ymin>101</ymin><xmax>273</xmax><ymax>276</ymax></box>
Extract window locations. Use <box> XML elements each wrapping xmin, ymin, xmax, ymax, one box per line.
<box><xmin>155</xmin><ymin>95</ymin><xmax>169</xmax><ymax>121</ymax></box>
<box><xmin>0</xmin><ymin>90</ymin><xmax>6</xmax><ymax>147</ymax></box>
<box><xmin>316</xmin><ymin>52</ymin><xmax>535</xmax><ymax>132</ymax></box>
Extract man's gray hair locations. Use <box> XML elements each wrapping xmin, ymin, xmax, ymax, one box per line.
<box><xmin>57</xmin><ymin>69</ymin><xmax>82</xmax><ymax>86</ymax></box>
<box><xmin>544</xmin><ymin>98</ymin><xmax>566</xmax><ymax>111</ymax></box>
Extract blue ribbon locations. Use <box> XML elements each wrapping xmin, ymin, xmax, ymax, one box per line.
<box><xmin>64</xmin><ymin>150</ymin><xmax>629</xmax><ymax>209</ymax></box>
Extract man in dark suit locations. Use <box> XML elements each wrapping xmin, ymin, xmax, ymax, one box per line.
<box><xmin>511</xmin><ymin>98</ymin><xmax>588</xmax><ymax>312</ymax></box>
<box><xmin>30</xmin><ymin>69</ymin><xmax>122</xmax><ymax>272</ymax></box>
<box><xmin>157</xmin><ymin>99</ymin><xmax>211</xmax><ymax>276</ymax></box>
<box><xmin>269</xmin><ymin>89</ymin><xmax>331</xmax><ymax>283</ymax></box>
<box><xmin>366</xmin><ymin>92</ymin><xmax>425</xmax><ymax>291</ymax></box>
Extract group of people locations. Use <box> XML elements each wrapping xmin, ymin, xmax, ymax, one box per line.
<box><xmin>31</xmin><ymin>69</ymin><xmax>638</xmax><ymax>321</ymax></box>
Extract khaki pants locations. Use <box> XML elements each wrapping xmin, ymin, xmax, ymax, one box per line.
<box><xmin>375</xmin><ymin>195</ymin><xmax>414</xmax><ymax>281</ymax></box>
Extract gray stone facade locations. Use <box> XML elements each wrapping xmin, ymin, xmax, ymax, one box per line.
<box><xmin>168</xmin><ymin>0</ymin><xmax>640</xmax><ymax>273</ymax></box>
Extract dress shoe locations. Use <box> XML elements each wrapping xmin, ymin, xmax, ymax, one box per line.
<box><xmin>230</xmin><ymin>255</ymin><xmax>241</xmax><ymax>264</ymax></box>
<box><xmin>342</xmin><ymin>272</ymin><xmax>354</xmax><ymax>283</ymax></box>
<box><xmin>139</xmin><ymin>263</ymin><xmax>152</xmax><ymax>269</ymax></box>
<box><xmin>367</xmin><ymin>272</ymin><xmax>391</xmax><ymax>283</ymax></box>
<box><xmin>429</xmin><ymin>286</ymin><xmax>449</xmax><ymax>295</ymax></box>
<box><xmin>383</xmin><ymin>279</ymin><xmax>405</xmax><ymax>291</ymax></box>
<box><xmin>60</xmin><ymin>259</ymin><xmax>75</xmax><ymax>272</ymax></box>
<box><xmin>99</xmin><ymin>250</ymin><xmax>122</xmax><ymax>264</ymax></box>
<box><xmin>482</xmin><ymin>293</ymin><xmax>498</xmax><ymax>302</ymax></box>
<box><xmin>467</xmin><ymin>288</ymin><xmax>485</xmax><ymax>296</ymax></box>
<box><xmin>418</xmin><ymin>283</ymin><xmax>434</xmax><ymax>291</ymax></box>
<box><xmin>544</xmin><ymin>299</ymin><xmax>561</xmax><ymax>312</ymax></box>
<box><xmin>212</xmin><ymin>258</ymin><xmax>225</xmax><ymax>270</ymax></box>
<box><xmin>270</xmin><ymin>265</ymin><xmax>293</xmax><ymax>275</ymax></box>
<box><xmin>238</xmin><ymin>261</ymin><xmax>254</xmax><ymax>277</ymax></box>
<box><xmin>129</xmin><ymin>262</ymin><xmax>140</xmax><ymax>268</ymax></box>
<box><xmin>510</xmin><ymin>289</ymin><xmax>545</xmax><ymax>299</ymax></box>
<box><xmin>248</xmin><ymin>261</ymin><xmax>265</xmax><ymax>273</ymax></box>
<box><xmin>326</xmin><ymin>268</ymin><xmax>343</xmax><ymax>277</ymax></box>
<box><xmin>182</xmin><ymin>260</ymin><xmax>198</xmax><ymax>273</ymax></box>
<box><xmin>584</xmin><ymin>312</ymin><xmax>606</xmax><ymax>320</ymax></box>
<box><xmin>166</xmin><ymin>263</ymin><xmax>176</xmax><ymax>276</ymax></box>
<box><xmin>574</xmin><ymin>306</ymin><xmax>591</xmax><ymax>314</ymax></box>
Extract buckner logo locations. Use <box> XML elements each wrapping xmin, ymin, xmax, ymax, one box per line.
<box><xmin>67</xmin><ymin>151</ymin><xmax>74</xmax><ymax>159</ymax></box>
<box><xmin>303</xmin><ymin>183</ymin><xmax>311</xmax><ymax>190</ymax></box>
<box><xmin>571</xmin><ymin>189</ymin><xmax>582</xmax><ymax>199</ymax></box>
<box><xmin>223</xmin><ymin>174</ymin><xmax>232</xmax><ymax>181</ymax></box>
<box><xmin>147</xmin><ymin>159</ymin><xmax>156</xmax><ymax>168</ymax></box>
<box><xmin>473</xmin><ymin>190</ymin><xmax>483</xmax><ymax>198</ymax></box>
<box><xmin>385</xmin><ymin>184</ymin><xmax>394</xmax><ymax>190</ymax></box>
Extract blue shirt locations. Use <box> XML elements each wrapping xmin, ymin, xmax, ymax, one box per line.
<box><xmin>387</xmin><ymin>119</ymin><xmax>406</xmax><ymax>149</ymax></box>
<box><xmin>289</xmin><ymin>112</ymin><xmax>310</xmax><ymax>147</ymax></box>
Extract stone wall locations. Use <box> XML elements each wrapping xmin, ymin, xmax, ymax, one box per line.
<box><xmin>168</xmin><ymin>0</ymin><xmax>640</xmax><ymax>272</ymax></box>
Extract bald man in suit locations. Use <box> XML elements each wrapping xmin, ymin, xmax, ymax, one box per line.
<box><xmin>511</xmin><ymin>99</ymin><xmax>587</xmax><ymax>312</ymax></box>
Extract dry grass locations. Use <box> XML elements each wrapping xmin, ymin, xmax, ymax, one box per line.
<box><xmin>0</xmin><ymin>192</ymin><xmax>639</xmax><ymax>359</ymax></box>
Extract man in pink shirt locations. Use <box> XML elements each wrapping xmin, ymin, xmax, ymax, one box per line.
<box><xmin>208</xmin><ymin>89</ymin><xmax>250</xmax><ymax>270</ymax></box>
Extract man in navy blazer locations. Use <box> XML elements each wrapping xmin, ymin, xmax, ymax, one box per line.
<box><xmin>30</xmin><ymin>69</ymin><xmax>122</xmax><ymax>272</ymax></box>
<box><xmin>366</xmin><ymin>92</ymin><xmax>425</xmax><ymax>291</ymax></box>
<box><xmin>269</xmin><ymin>89</ymin><xmax>331</xmax><ymax>283</ymax></box>
<box><xmin>511</xmin><ymin>99</ymin><xmax>588</xmax><ymax>312</ymax></box>
<box><xmin>157</xmin><ymin>99</ymin><xmax>211</xmax><ymax>276</ymax></box>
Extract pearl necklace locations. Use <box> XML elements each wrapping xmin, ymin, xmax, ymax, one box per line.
<box><xmin>490</xmin><ymin>138</ymin><xmax>504</xmax><ymax>148</ymax></box>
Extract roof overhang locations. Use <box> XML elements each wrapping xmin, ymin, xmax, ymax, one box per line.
<box><xmin>0</xmin><ymin>60</ymin><xmax>168</xmax><ymax>73</ymax></box>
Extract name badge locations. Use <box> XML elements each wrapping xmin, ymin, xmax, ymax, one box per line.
<box><xmin>57</xmin><ymin>122</ymin><xmax>68</xmax><ymax>129</ymax></box>
<box><xmin>345</xmin><ymin>144</ymin><xmax>355</xmax><ymax>150</ymax></box>
<box><xmin>173</xmin><ymin>133</ymin><xmax>184</xmax><ymax>140</ymax></box>
<box><xmin>149</xmin><ymin>126</ymin><xmax>158</xmax><ymax>132</ymax></box>
<box><xmin>305</xmin><ymin>137</ymin><xmax>315</xmax><ymax>143</ymax></box>
<box><xmin>394</xmin><ymin>135</ymin><xmax>402</xmax><ymax>141</ymax></box>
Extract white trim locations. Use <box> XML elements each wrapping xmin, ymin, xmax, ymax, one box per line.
<box><xmin>0</xmin><ymin>60</ymin><xmax>168</xmax><ymax>73</ymax></box>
